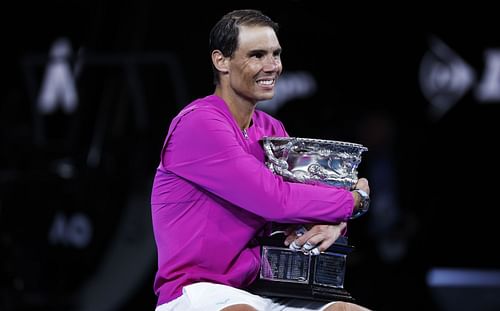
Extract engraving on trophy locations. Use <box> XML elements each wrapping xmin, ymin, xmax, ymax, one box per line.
<box><xmin>313</xmin><ymin>252</ymin><xmax>346</xmax><ymax>288</ymax></box>
<box><xmin>260</xmin><ymin>246</ymin><xmax>311</xmax><ymax>284</ymax></box>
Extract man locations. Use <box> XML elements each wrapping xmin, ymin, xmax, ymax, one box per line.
<box><xmin>151</xmin><ymin>9</ymin><xmax>371</xmax><ymax>311</ymax></box>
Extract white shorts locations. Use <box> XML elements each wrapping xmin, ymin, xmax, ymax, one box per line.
<box><xmin>155</xmin><ymin>282</ymin><xmax>339</xmax><ymax>311</ymax></box>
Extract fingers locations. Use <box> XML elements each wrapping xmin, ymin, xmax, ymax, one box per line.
<box><xmin>295</xmin><ymin>226</ymin><xmax>307</xmax><ymax>237</ymax></box>
<box><xmin>289</xmin><ymin>239</ymin><xmax>320</xmax><ymax>255</ymax></box>
<box><xmin>288</xmin><ymin>229</ymin><xmax>325</xmax><ymax>255</ymax></box>
<box><xmin>302</xmin><ymin>241</ymin><xmax>316</xmax><ymax>251</ymax></box>
<box><xmin>289</xmin><ymin>240</ymin><xmax>302</xmax><ymax>251</ymax></box>
<box><xmin>286</xmin><ymin>226</ymin><xmax>312</xmax><ymax>251</ymax></box>
<box><xmin>302</xmin><ymin>241</ymin><xmax>321</xmax><ymax>256</ymax></box>
<box><xmin>310</xmin><ymin>248</ymin><xmax>320</xmax><ymax>256</ymax></box>
<box><xmin>284</xmin><ymin>225</ymin><xmax>306</xmax><ymax>246</ymax></box>
<box><xmin>355</xmin><ymin>177</ymin><xmax>370</xmax><ymax>195</ymax></box>
<box><xmin>287</xmin><ymin>223</ymin><xmax>347</xmax><ymax>256</ymax></box>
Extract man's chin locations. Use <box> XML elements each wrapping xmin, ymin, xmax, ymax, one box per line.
<box><xmin>256</xmin><ymin>91</ymin><xmax>275</xmax><ymax>101</ymax></box>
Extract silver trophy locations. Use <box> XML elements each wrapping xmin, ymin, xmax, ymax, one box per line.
<box><xmin>249</xmin><ymin>137</ymin><xmax>368</xmax><ymax>302</ymax></box>
<box><xmin>262</xmin><ymin>136</ymin><xmax>367</xmax><ymax>189</ymax></box>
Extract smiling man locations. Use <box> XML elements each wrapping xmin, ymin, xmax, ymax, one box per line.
<box><xmin>150</xmin><ymin>9</ymin><xmax>371</xmax><ymax>311</ymax></box>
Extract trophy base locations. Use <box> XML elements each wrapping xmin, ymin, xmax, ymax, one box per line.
<box><xmin>248</xmin><ymin>234</ymin><xmax>355</xmax><ymax>302</ymax></box>
<box><xmin>248</xmin><ymin>278</ymin><xmax>355</xmax><ymax>302</ymax></box>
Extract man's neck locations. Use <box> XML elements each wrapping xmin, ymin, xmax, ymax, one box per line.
<box><xmin>214</xmin><ymin>87</ymin><xmax>255</xmax><ymax>130</ymax></box>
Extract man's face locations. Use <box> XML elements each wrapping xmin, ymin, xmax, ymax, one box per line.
<box><xmin>228</xmin><ymin>25</ymin><xmax>282</xmax><ymax>102</ymax></box>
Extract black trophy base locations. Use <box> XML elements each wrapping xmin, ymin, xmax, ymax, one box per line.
<box><xmin>248</xmin><ymin>278</ymin><xmax>355</xmax><ymax>302</ymax></box>
<box><xmin>247</xmin><ymin>234</ymin><xmax>355</xmax><ymax>302</ymax></box>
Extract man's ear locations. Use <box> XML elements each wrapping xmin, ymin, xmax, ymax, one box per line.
<box><xmin>211</xmin><ymin>50</ymin><xmax>229</xmax><ymax>74</ymax></box>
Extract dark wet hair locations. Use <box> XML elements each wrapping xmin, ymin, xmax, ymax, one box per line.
<box><xmin>209</xmin><ymin>9</ymin><xmax>279</xmax><ymax>85</ymax></box>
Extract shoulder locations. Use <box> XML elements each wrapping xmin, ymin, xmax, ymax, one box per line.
<box><xmin>254</xmin><ymin>109</ymin><xmax>287</xmax><ymax>135</ymax></box>
<box><xmin>177</xmin><ymin>95</ymin><xmax>226</xmax><ymax>118</ymax></box>
<box><xmin>254</xmin><ymin>109</ymin><xmax>282</xmax><ymax>126</ymax></box>
<box><xmin>170</xmin><ymin>96</ymin><xmax>234</xmax><ymax>131</ymax></box>
<box><xmin>171</xmin><ymin>95</ymin><xmax>235</xmax><ymax>137</ymax></box>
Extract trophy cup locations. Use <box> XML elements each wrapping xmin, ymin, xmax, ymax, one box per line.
<box><xmin>248</xmin><ymin>137</ymin><xmax>368</xmax><ymax>302</ymax></box>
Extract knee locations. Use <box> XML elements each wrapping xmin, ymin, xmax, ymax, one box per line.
<box><xmin>325</xmin><ymin>302</ymin><xmax>372</xmax><ymax>311</ymax></box>
<box><xmin>220</xmin><ymin>304</ymin><xmax>258</xmax><ymax>311</ymax></box>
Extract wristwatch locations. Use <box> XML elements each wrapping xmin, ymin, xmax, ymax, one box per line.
<box><xmin>350</xmin><ymin>189</ymin><xmax>370</xmax><ymax>219</ymax></box>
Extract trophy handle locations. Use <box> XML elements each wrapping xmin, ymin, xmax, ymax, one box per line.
<box><xmin>263</xmin><ymin>140</ymin><xmax>302</xmax><ymax>182</ymax></box>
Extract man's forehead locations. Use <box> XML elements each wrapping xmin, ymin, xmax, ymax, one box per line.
<box><xmin>237</xmin><ymin>26</ymin><xmax>281</xmax><ymax>51</ymax></box>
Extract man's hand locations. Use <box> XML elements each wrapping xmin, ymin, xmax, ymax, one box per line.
<box><xmin>284</xmin><ymin>223</ymin><xmax>347</xmax><ymax>255</ymax></box>
<box><xmin>351</xmin><ymin>177</ymin><xmax>370</xmax><ymax>219</ymax></box>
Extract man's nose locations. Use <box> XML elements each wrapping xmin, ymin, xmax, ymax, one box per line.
<box><xmin>263</xmin><ymin>56</ymin><xmax>280</xmax><ymax>72</ymax></box>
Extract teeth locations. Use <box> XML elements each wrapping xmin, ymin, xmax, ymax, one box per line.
<box><xmin>258</xmin><ymin>79</ymin><xmax>274</xmax><ymax>85</ymax></box>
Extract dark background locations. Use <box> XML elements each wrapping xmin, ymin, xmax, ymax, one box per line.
<box><xmin>1</xmin><ymin>2</ymin><xmax>499</xmax><ymax>311</ymax></box>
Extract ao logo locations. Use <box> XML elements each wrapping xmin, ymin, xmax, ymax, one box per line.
<box><xmin>48</xmin><ymin>211</ymin><xmax>92</xmax><ymax>248</ymax></box>
<box><xmin>420</xmin><ymin>36</ymin><xmax>500</xmax><ymax>120</ymax></box>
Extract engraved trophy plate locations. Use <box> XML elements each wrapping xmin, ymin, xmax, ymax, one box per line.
<box><xmin>260</xmin><ymin>246</ymin><xmax>311</xmax><ymax>284</ymax></box>
<box><xmin>248</xmin><ymin>137</ymin><xmax>367</xmax><ymax>302</ymax></box>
